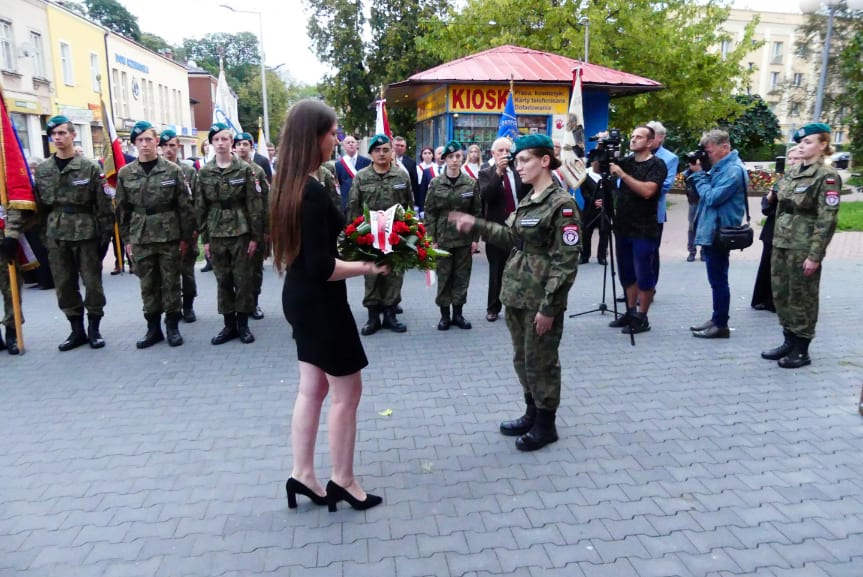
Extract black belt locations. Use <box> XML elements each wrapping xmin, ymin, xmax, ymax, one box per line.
<box><xmin>218</xmin><ymin>200</ymin><xmax>242</xmax><ymax>210</ymax></box>
<box><xmin>778</xmin><ymin>200</ymin><xmax>815</xmax><ymax>216</ymax></box>
<box><xmin>134</xmin><ymin>206</ymin><xmax>175</xmax><ymax>216</ymax></box>
<box><xmin>56</xmin><ymin>205</ymin><xmax>93</xmax><ymax>214</ymax></box>
<box><xmin>513</xmin><ymin>239</ymin><xmax>547</xmax><ymax>255</ymax></box>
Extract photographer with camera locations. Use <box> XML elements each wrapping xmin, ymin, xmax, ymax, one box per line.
<box><xmin>686</xmin><ymin>129</ymin><xmax>748</xmax><ymax>339</ymax></box>
<box><xmin>602</xmin><ymin>126</ymin><xmax>667</xmax><ymax>335</ymax></box>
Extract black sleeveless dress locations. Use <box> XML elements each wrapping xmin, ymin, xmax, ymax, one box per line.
<box><xmin>282</xmin><ymin>177</ymin><xmax>368</xmax><ymax>376</ymax></box>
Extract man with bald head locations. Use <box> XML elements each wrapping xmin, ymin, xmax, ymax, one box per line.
<box><xmin>335</xmin><ymin>135</ymin><xmax>371</xmax><ymax>215</ymax></box>
<box><xmin>476</xmin><ymin>137</ymin><xmax>528</xmax><ymax>322</ymax></box>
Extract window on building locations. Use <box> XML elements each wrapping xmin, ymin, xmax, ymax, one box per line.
<box><xmin>141</xmin><ymin>80</ymin><xmax>149</xmax><ymax>118</ymax></box>
<box><xmin>60</xmin><ymin>41</ymin><xmax>74</xmax><ymax>85</ymax></box>
<box><xmin>772</xmin><ymin>41</ymin><xmax>783</xmax><ymax>64</ymax></box>
<box><xmin>29</xmin><ymin>31</ymin><xmax>45</xmax><ymax>78</ymax></box>
<box><xmin>120</xmin><ymin>71</ymin><xmax>129</xmax><ymax>117</ymax></box>
<box><xmin>790</xmin><ymin>102</ymin><xmax>800</xmax><ymax>117</ymax></box>
<box><xmin>90</xmin><ymin>52</ymin><xmax>100</xmax><ymax>92</ymax></box>
<box><xmin>769</xmin><ymin>71</ymin><xmax>780</xmax><ymax>91</ymax></box>
<box><xmin>835</xmin><ymin>131</ymin><xmax>844</xmax><ymax>144</ymax></box>
<box><xmin>793</xmin><ymin>73</ymin><xmax>803</xmax><ymax>87</ymax></box>
<box><xmin>720</xmin><ymin>39</ymin><xmax>731</xmax><ymax>61</ymax></box>
<box><xmin>111</xmin><ymin>68</ymin><xmax>120</xmax><ymax>114</ymax></box>
<box><xmin>148</xmin><ymin>80</ymin><xmax>155</xmax><ymax>123</ymax></box>
<box><xmin>1</xmin><ymin>20</ymin><xmax>15</xmax><ymax>71</ymax></box>
<box><xmin>10</xmin><ymin>112</ymin><xmax>30</xmax><ymax>158</ymax></box>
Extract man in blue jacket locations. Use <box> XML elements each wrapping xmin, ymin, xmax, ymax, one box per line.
<box><xmin>687</xmin><ymin>129</ymin><xmax>748</xmax><ymax>339</ymax></box>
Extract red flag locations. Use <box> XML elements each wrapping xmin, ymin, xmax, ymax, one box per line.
<box><xmin>375</xmin><ymin>98</ymin><xmax>391</xmax><ymax>139</ymax></box>
<box><xmin>100</xmin><ymin>99</ymin><xmax>126</xmax><ymax>187</ymax></box>
<box><xmin>0</xmin><ymin>87</ymin><xmax>37</xmax><ymax>211</ymax></box>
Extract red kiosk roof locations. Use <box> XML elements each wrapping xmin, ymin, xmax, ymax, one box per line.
<box><xmin>388</xmin><ymin>45</ymin><xmax>663</xmax><ymax>101</ymax></box>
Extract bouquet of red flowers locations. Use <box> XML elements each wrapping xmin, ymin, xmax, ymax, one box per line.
<box><xmin>339</xmin><ymin>204</ymin><xmax>450</xmax><ymax>273</ymax></box>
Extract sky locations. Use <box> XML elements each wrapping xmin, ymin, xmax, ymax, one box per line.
<box><xmin>131</xmin><ymin>0</ymin><xmax>802</xmax><ymax>87</ymax></box>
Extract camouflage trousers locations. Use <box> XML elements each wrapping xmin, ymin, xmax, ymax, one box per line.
<box><xmin>252</xmin><ymin>244</ymin><xmax>265</xmax><ymax>297</ymax></box>
<box><xmin>435</xmin><ymin>245</ymin><xmax>473</xmax><ymax>307</ymax></box>
<box><xmin>0</xmin><ymin>254</ymin><xmax>24</xmax><ymax>327</ymax></box>
<box><xmin>134</xmin><ymin>241</ymin><xmax>182</xmax><ymax>316</ymax></box>
<box><xmin>210</xmin><ymin>235</ymin><xmax>255</xmax><ymax>315</ymax></box>
<box><xmin>363</xmin><ymin>271</ymin><xmax>404</xmax><ymax>308</ymax></box>
<box><xmin>46</xmin><ymin>238</ymin><xmax>106</xmax><ymax>317</ymax></box>
<box><xmin>505</xmin><ymin>307</ymin><xmax>564</xmax><ymax>411</ymax></box>
<box><xmin>771</xmin><ymin>247</ymin><xmax>821</xmax><ymax>340</ymax></box>
<box><xmin>181</xmin><ymin>239</ymin><xmax>199</xmax><ymax>300</ymax></box>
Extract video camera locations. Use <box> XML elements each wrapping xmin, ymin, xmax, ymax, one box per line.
<box><xmin>683</xmin><ymin>145</ymin><xmax>711</xmax><ymax>171</ymax></box>
<box><xmin>587</xmin><ymin>129</ymin><xmax>623</xmax><ymax>176</ymax></box>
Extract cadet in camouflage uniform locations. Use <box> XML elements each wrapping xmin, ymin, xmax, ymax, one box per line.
<box><xmin>233</xmin><ymin>132</ymin><xmax>270</xmax><ymax>320</ymax></box>
<box><xmin>159</xmin><ymin>129</ymin><xmax>199</xmax><ymax>323</ymax></box>
<box><xmin>196</xmin><ymin>123</ymin><xmax>263</xmax><ymax>345</ymax></box>
<box><xmin>320</xmin><ymin>160</ymin><xmax>340</xmax><ymax>211</ymax></box>
<box><xmin>762</xmin><ymin>123</ymin><xmax>840</xmax><ymax>369</ymax></box>
<box><xmin>0</xmin><ymin>195</ymin><xmax>37</xmax><ymax>355</ymax></box>
<box><xmin>423</xmin><ymin>140</ymin><xmax>481</xmax><ymax>330</ymax></box>
<box><xmin>34</xmin><ymin>116</ymin><xmax>113</xmax><ymax>351</ymax></box>
<box><xmin>450</xmin><ymin>134</ymin><xmax>584</xmax><ymax>451</ymax></box>
<box><xmin>116</xmin><ymin>122</ymin><xmax>196</xmax><ymax>348</ymax></box>
<box><xmin>347</xmin><ymin>134</ymin><xmax>413</xmax><ymax>335</ymax></box>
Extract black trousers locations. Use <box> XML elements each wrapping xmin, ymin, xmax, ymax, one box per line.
<box><xmin>581</xmin><ymin>209</ymin><xmax>609</xmax><ymax>261</ymax></box>
<box><xmin>486</xmin><ymin>243</ymin><xmax>510</xmax><ymax>315</ymax></box>
<box><xmin>751</xmin><ymin>240</ymin><xmax>775</xmax><ymax>311</ymax></box>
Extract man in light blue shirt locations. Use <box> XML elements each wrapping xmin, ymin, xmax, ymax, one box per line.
<box><xmin>647</xmin><ymin>121</ymin><xmax>679</xmax><ymax>286</ymax></box>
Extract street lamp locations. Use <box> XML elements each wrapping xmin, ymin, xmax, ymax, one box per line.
<box><xmin>220</xmin><ymin>4</ymin><xmax>269</xmax><ymax>142</ymax></box>
<box><xmin>799</xmin><ymin>0</ymin><xmax>863</xmax><ymax>122</ymax></box>
<box><xmin>579</xmin><ymin>17</ymin><xmax>590</xmax><ymax>64</ymax></box>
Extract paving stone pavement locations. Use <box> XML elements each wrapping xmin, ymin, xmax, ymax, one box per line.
<box><xmin>2</xmin><ymin>216</ymin><xmax>863</xmax><ymax>576</ymax></box>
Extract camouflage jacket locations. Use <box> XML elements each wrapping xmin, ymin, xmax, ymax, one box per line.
<box><xmin>0</xmin><ymin>207</ymin><xmax>36</xmax><ymax>241</ymax></box>
<box><xmin>475</xmin><ymin>183</ymin><xmax>581</xmax><ymax>317</ymax></box>
<box><xmin>424</xmin><ymin>172</ymin><xmax>481</xmax><ymax>248</ymax></box>
<box><xmin>347</xmin><ymin>164</ymin><xmax>413</xmax><ymax>221</ymax></box>
<box><xmin>773</xmin><ymin>159</ymin><xmax>840</xmax><ymax>262</ymax></box>
<box><xmin>245</xmin><ymin>159</ymin><xmax>271</xmax><ymax>235</ymax></box>
<box><xmin>319</xmin><ymin>164</ymin><xmax>340</xmax><ymax>212</ymax></box>
<box><xmin>33</xmin><ymin>155</ymin><xmax>113</xmax><ymax>242</ymax></box>
<box><xmin>174</xmin><ymin>161</ymin><xmax>199</xmax><ymax>231</ymax></box>
<box><xmin>116</xmin><ymin>157</ymin><xmax>196</xmax><ymax>245</ymax></box>
<box><xmin>195</xmin><ymin>156</ymin><xmax>263</xmax><ymax>243</ymax></box>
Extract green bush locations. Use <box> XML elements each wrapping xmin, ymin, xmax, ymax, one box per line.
<box><xmin>837</xmin><ymin>201</ymin><xmax>863</xmax><ymax>232</ymax></box>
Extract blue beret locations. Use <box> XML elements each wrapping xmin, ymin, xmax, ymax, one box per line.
<box><xmin>793</xmin><ymin>122</ymin><xmax>831</xmax><ymax>143</ymax></box>
<box><xmin>208</xmin><ymin>123</ymin><xmax>231</xmax><ymax>143</ymax></box>
<box><xmin>442</xmin><ymin>140</ymin><xmax>463</xmax><ymax>159</ymax></box>
<box><xmin>129</xmin><ymin>121</ymin><xmax>154</xmax><ymax>144</ymax></box>
<box><xmin>233</xmin><ymin>132</ymin><xmax>254</xmax><ymax>144</ymax></box>
<box><xmin>368</xmin><ymin>134</ymin><xmax>391</xmax><ymax>151</ymax></box>
<box><xmin>46</xmin><ymin>115</ymin><xmax>71</xmax><ymax>131</ymax></box>
<box><xmin>159</xmin><ymin>129</ymin><xmax>177</xmax><ymax>146</ymax></box>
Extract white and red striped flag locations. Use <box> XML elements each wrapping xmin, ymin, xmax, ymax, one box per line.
<box><xmin>100</xmin><ymin>100</ymin><xmax>126</xmax><ymax>188</ymax></box>
<box><xmin>375</xmin><ymin>98</ymin><xmax>391</xmax><ymax>139</ymax></box>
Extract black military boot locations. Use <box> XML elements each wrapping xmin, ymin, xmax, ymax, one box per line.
<box><xmin>212</xmin><ymin>313</ymin><xmax>238</xmax><ymax>345</ymax></box>
<box><xmin>361</xmin><ymin>307</ymin><xmax>381</xmax><ymax>336</ymax></box>
<box><xmin>182</xmin><ymin>294</ymin><xmax>196</xmax><ymax>323</ymax></box>
<box><xmin>59</xmin><ymin>315</ymin><xmax>88</xmax><ymax>351</ymax></box>
<box><xmin>136</xmin><ymin>314</ymin><xmax>165</xmax><ymax>349</ymax></box>
<box><xmin>165</xmin><ymin>312</ymin><xmax>184</xmax><ymax>347</ymax></box>
<box><xmin>437</xmin><ymin>306</ymin><xmax>451</xmax><ymax>331</ymax></box>
<box><xmin>516</xmin><ymin>408</ymin><xmax>559</xmax><ymax>451</ymax></box>
<box><xmin>778</xmin><ymin>335</ymin><xmax>812</xmax><ymax>369</ymax></box>
<box><xmin>382</xmin><ymin>306</ymin><xmax>407</xmax><ymax>333</ymax></box>
<box><xmin>5</xmin><ymin>325</ymin><xmax>18</xmax><ymax>355</ymax></box>
<box><xmin>761</xmin><ymin>330</ymin><xmax>793</xmax><ymax>360</ymax></box>
<box><xmin>251</xmin><ymin>295</ymin><xmax>264</xmax><ymax>320</ymax></box>
<box><xmin>451</xmin><ymin>305</ymin><xmax>472</xmax><ymax>330</ymax></box>
<box><xmin>236</xmin><ymin>313</ymin><xmax>255</xmax><ymax>344</ymax></box>
<box><xmin>500</xmin><ymin>394</ymin><xmax>536</xmax><ymax>436</ymax></box>
<box><xmin>609</xmin><ymin>307</ymin><xmax>634</xmax><ymax>328</ymax></box>
<box><xmin>87</xmin><ymin>315</ymin><xmax>105</xmax><ymax>349</ymax></box>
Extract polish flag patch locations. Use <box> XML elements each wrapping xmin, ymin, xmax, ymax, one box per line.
<box><xmin>562</xmin><ymin>207</ymin><xmax>574</xmax><ymax>218</ymax></box>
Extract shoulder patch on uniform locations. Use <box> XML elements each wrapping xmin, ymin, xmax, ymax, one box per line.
<box><xmin>825</xmin><ymin>190</ymin><xmax>840</xmax><ymax>207</ymax></box>
<box><xmin>826</xmin><ymin>178</ymin><xmax>836</xmax><ymax>185</ymax></box>
<box><xmin>255</xmin><ymin>179</ymin><xmax>262</xmax><ymax>193</ymax></box>
<box><xmin>562</xmin><ymin>224</ymin><xmax>579</xmax><ymax>246</ymax></box>
<box><xmin>562</xmin><ymin>207</ymin><xmax>574</xmax><ymax>218</ymax></box>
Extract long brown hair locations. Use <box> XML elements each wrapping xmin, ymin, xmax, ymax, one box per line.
<box><xmin>270</xmin><ymin>99</ymin><xmax>337</xmax><ymax>272</ymax></box>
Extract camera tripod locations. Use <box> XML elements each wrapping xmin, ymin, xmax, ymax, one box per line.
<box><xmin>569</xmin><ymin>173</ymin><xmax>636</xmax><ymax>346</ymax></box>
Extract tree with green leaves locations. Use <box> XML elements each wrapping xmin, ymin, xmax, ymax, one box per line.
<box><xmin>719</xmin><ymin>95</ymin><xmax>781</xmax><ymax>160</ymax></box>
<box><xmin>181</xmin><ymin>32</ymin><xmax>261</xmax><ymax>87</ymax></box>
<box><xmin>236</xmin><ymin>69</ymin><xmax>291</xmax><ymax>144</ymax></box>
<box><xmin>416</xmin><ymin>0</ymin><xmax>760</xmax><ymax>146</ymax></box>
<box><xmin>83</xmin><ymin>0</ymin><xmax>141</xmax><ymax>41</ymax></box>
<box><xmin>841</xmin><ymin>29</ymin><xmax>863</xmax><ymax>162</ymax></box>
<box><xmin>305</xmin><ymin>0</ymin><xmax>374</xmax><ymax>134</ymax></box>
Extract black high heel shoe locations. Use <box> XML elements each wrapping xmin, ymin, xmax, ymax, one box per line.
<box><xmin>285</xmin><ymin>478</ymin><xmax>327</xmax><ymax>508</ymax></box>
<box><xmin>326</xmin><ymin>480</ymin><xmax>382</xmax><ymax>512</ymax></box>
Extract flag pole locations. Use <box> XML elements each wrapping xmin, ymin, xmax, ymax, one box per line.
<box><xmin>0</xmin><ymin>95</ymin><xmax>25</xmax><ymax>353</ymax></box>
<box><xmin>112</xmin><ymin>198</ymin><xmax>122</xmax><ymax>272</ymax></box>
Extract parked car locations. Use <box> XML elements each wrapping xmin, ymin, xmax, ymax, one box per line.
<box><xmin>831</xmin><ymin>152</ymin><xmax>851</xmax><ymax>169</ymax></box>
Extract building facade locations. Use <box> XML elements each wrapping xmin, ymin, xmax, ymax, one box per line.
<box><xmin>0</xmin><ymin>0</ymin><xmax>55</xmax><ymax>160</ymax></box>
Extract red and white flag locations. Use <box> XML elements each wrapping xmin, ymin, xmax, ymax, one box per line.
<box><xmin>375</xmin><ymin>98</ymin><xmax>391</xmax><ymax>139</ymax></box>
<box><xmin>100</xmin><ymin>100</ymin><xmax>126</xmax><ymax>188</ymax></box>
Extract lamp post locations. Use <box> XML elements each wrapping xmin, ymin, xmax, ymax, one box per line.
<box><xmin>799</xmin><ymin>0</ymin><xmax>863</xmax><ymax>122</ymax></box>
<box><xmin>220</xmin><ymin>4</ymin><xmax>269</xmax><ymax>142</ymax></box>
<box><xmin>579</xmin><ymin>17</ymin><xmax>590</xmax><ymax>64</ymax></box>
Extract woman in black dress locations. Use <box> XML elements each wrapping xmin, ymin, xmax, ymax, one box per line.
<box><xmin>270</xmin><ymin>100</ymin><xmax>388</xmax><ymax>512</ymax></box>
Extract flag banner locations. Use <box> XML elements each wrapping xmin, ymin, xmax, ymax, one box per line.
<box><xmin>257</xmin><ymin>124</ymin><xmax>267</xmax><ymax>154</ymax></box>
<box><xmin>375</xmin><ymin>99</ymin><xmax>391</xmax><ymax>139</ymax></box>
<box><xmin>213</xmin><ymin>63</ymin><xmax>242</xmax><ymax>135</ymax></box>
<box><xmin>100</xmin><ymin>100</ymin><xmax>126</xmax><ymax>188</ymax></box>
<box><xmin>559</xmin><ymin>67</ymin><xmax>587</xmax><ymax>191</ymax></box>
<box><xmin>496</xmin><ymin>91</ymin><xmax>518</xmax><ymax>140</ymax></box>
<box><xmin>0</xmin><ymin>89</ymin><xmax>37</xmax><ymax>211</ymax></box>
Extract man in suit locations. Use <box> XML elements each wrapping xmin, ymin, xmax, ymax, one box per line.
<box><xmin>392</xmin><ymin>136</ymin><xmax>419</xmax><ymax>201</ymax></box>
<box><xmin>335</xmin><ymin>135</ymin><xmax>371</xmax><ymax>214</ymax></box>
<box><xmin>476</xmin><ymin>137</ymin><xmax>528</xmax><ymax>322</ymax></box>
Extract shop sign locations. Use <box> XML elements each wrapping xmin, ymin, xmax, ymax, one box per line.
<box><xmin>9</xmin><ymin>99</ymin><xmax>41</xmax><ymax>114</ymax></box>
<box><xmin>417</xmin><ymin>87</ymin><xmax>447</xmax><ymax>122</ymax></box>
<box><xmin>58</xmin><ymin>105</ymin><xmax>93</xmax><ymax>124</ymax></box>
<box><xmin>448</xmin><ymin>85</ymin><xmax>569</xmax><ymax>115</ymax></box>
<box><xmin>115</xmin><ymin>53</ymin><xmax>149</xmax><ymax>74</ymax></box>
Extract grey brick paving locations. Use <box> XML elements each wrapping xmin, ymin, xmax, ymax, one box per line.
<box><xmin>2</xmin><ymin>210</ymin><xmax>863</xmax><ymax>577</ymax></box>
